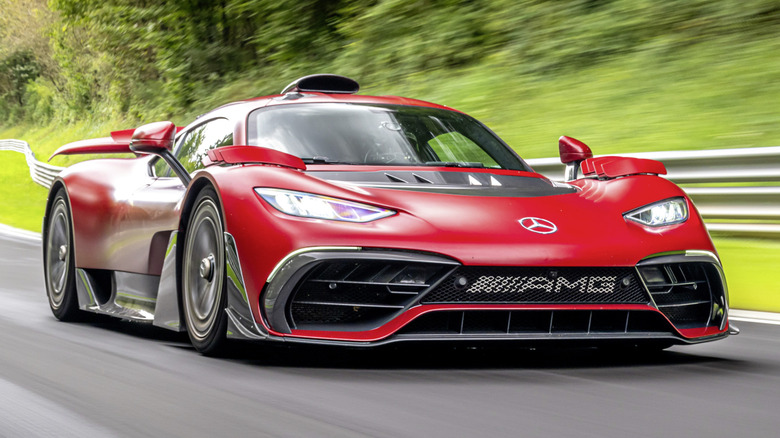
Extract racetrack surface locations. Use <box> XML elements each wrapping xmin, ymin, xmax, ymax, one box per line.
<box><xmin>1</xmin><ymin>232</ymin><xmax>779</xmax><ymax>437</ymax></box>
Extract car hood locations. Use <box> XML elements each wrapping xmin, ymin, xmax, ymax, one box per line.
<box><xmin>302</xmin><ymin>169</ymin><xmax>713</xmax><ymax>266</ymax></box>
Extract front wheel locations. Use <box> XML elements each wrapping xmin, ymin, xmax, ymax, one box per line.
<box><xmin>44</xmin><ymin>188</ymin><xmax>80</xmax><ymax>321</ymax></box>
<box><xmin>182</xmin><ymin>188</ymin><xmax>228</xmax><ymax>355</ymax></box>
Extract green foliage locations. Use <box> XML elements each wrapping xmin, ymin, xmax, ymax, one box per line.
<box><xmin>24</xmin><ymin>79</ymin><xmax>57</xmax><ymax>123</ymax></box>
<box><xmin>1</xmin><ymin>0</ymin><xmax>779</xmax><ymax>126</ymax></box>
<box><xmin>45</xmin><ymin>0</ymin><xmax>354</xmax><ymax>111</ymax></box>
<box><xmin>0</xmin><ymin>51</ymin><xmax>41</xmax><ymax>116</ymax></box>
<box><xmin>338</xmin><ymin>0</ymin><xmax>491</xmax><ymax>81</ymax></box>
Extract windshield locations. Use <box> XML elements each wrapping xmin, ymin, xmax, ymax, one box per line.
<box><xmin>247</xmin><ymin>103</ymin><xmax>529</xmax><ymax>170</ymax></box>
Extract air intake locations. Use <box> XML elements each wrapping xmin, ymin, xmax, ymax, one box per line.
<box><xmin>637</xmin><ymin>261</ymin><xmax>725</xmax><ymax>329</ymax></box>
<box><xmin>281</xmin><ymin>74</ymin><xmax>360</xmax><ymax>95</ymax></box>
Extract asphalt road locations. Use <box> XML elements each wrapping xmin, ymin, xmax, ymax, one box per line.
<box><xmin>1</xmin><ymin>231</ymin><xmax>779</xmax><ymax>438</ymax></box>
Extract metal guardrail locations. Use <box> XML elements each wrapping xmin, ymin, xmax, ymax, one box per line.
<box><xmin>3</xmin><ymin>139</ymin><xmax>779</xmax><ymax>237</ymax></box>
<box><xmin>0</xmin><ymin>139</ymin><xmax>64</xmax><ymax>188</ymax></box>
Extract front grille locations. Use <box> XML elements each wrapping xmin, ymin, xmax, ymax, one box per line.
<box><xmin>421</xmin><ymin>267</ymin><xmax>648</xmax><ymax>304</ymax></box>
<box><xmin>398</xmin><ymin>310</ymin><xmax>674</xmax><ymax>336</ymax></box>
<box><xmin>290</xmin><ymin>303</ymin><xmax>394</xmax><ymax>325</ymax></box>
<box><xmin>288</xmin><ymin>259</ymin><xmax>453</xmax><ymax>330</ymax></box>
<box><xmin>638</xmin><ymin>262</ymin><xmax>724</xmax><ymax>329</ymax></box>
<box><xmin>286</xmin><ymin>258</ymin><xmax>724</xmax><ymax>333</ymax></box>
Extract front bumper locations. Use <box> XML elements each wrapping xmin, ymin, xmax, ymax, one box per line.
<box><xmin>231</xmin><ymin>248</ymin><xmax>731</xmax><ymax>346</ymax></box>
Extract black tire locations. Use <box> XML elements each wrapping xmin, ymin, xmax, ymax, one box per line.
<box><xmin>44</xmin><ymin>188</ymin><xmax>80</xmax><ymax>321</ymax></box>
<box><xmin>182</xmin><ymin>187</ymin><xmax>229</xmax><ymax>355</ymax></box>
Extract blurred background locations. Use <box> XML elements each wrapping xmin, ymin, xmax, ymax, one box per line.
<box><xmin>1</xmin><ymin>0</ymin><xmax>779</xmax><ymax>311</ymax></box>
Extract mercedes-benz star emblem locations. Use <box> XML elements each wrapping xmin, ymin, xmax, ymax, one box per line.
<box><xmin>519</xmin><ymin>217</ymin><xmax>557</xmax><ymax>234</ymax></box>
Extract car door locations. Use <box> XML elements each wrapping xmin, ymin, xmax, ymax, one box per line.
<box><xmin>121</xmin><ymin>118</ymin><xmax>234</xmax><ymax>275</ymax></box>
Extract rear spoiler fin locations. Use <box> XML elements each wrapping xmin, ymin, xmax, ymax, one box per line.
<box><xmin>49</xmin><ymin>124</ymin><xmax>183</xmax><ymax>161</ymax></box>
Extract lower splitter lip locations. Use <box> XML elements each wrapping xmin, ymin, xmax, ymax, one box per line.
<box><xmin>263</xmin><ymin>304</ymin><xmax>729</xmax><ymax>345</ymax></box>
<box><xmin>267</xmin><ymin>328</ymin><xmax>729</xmax><ymax>348</ymax></box>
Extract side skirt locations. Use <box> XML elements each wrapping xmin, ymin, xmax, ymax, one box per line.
<box><xmin>75</xmin><ymin>268</ymin><xmax>159</xmax><ymax>321</ymax></box>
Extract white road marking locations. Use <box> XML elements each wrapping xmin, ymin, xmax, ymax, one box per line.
<box><xmin>0</xmin><ymin>223</ymin><xmax>41</xmax><ymax>242</ymax></box>
<box><xmin>730</xmin><ymin>309</ymin><xmax>780</xmax><ymax>326</ymax></box>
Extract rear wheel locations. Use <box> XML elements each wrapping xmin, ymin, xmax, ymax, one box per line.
<box><xmin>182</xmin><ymin>188</ymin><xmax>228</xmax><ymax>355</ymax></box>
<box><xmin>44</xmin><ymin>189</ymin><xmax>80</xmax><ymax>321</ymax></box>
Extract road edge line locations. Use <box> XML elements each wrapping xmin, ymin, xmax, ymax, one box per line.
<box><xmin>0</xmin><ymin>223</ymin><xmax>41</xmax><ymax>242</ymax></box>
<box><xmin>729</xmin><ymin>309</ymin><xmax>780</xmax><ymax>326</ymax></box>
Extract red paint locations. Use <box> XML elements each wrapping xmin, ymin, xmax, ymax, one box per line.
<box><xmin>559</xmin><ymin>136</ymin><xmax>593</xmax><ymax>164</ymax></box>
<box><xmin>205</xmin><ymin>145</ymin><xmax>306</xmax><ymax>170</ymax></box>
<box><xmin>130</xmin><ymin>121</ymin><xmax>177</xmax><ymax>152</ymax></box>
<box><xmin>62</xmin><ymin>156</ymin><xmax>183</xmax><ymax>275</ymax></box>
<box><xmin>110</xmin><ymin>129</ymin><xmax>135</xmax><ymax>143</ymax></box>
<box><xmin>49</xmin><ymin>137</ymin><xmax>134</xmax><ymax>161</ymax></box>
<box><xmin>581</xmin><ymin>156</ymin><xmax>667</xmax><ymax>178</ymax></box>
<box><xmin>677</xmin><ymin>325</ymin><xmax>728</xmax><ymax>339</ymax></box>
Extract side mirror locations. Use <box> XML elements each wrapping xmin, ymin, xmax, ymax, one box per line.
<box><xmin>129</xmin><ymin>121</ymin><xmax>191</xmax><ymax>185</ymax></box>
<box><xmin>558</xmin><ymin>136</ymin><xmax>593</xmax><ymax>181</ymax></box>
<box><xmin>129</xmin><ymin>121</ymin><xmax>176</xmax><ymax>154</ymax></box>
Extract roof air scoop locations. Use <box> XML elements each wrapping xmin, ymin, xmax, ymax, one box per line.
<box><xmin>281</xmin><ymin>74</ymin><xmax>360</xmax><ymax>95</ymax></box>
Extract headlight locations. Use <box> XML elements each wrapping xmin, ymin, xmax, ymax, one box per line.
<box><xmin>255</xmin><ymin>188</ymin><xmax>395</xmax><ymax>222</ymax></box>
<box><xmin>624</xmin><ymin>197</ymin><xmax>688</xmax><ymax>227</ymax></box>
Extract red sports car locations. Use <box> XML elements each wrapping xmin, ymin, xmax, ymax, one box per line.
<box><xmin>43</xmin><ymin>74</ymin><xmax>732</xmax><ymax>355</ymax></box>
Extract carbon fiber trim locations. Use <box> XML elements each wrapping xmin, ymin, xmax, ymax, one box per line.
<box><xmin>397</xmin><ymin>309</ymin><xmax>674</xmax><ymax>337</ymax></box>
<box><xmin>421</xmin><ymin>267</ymin><xmax>648</xmax><ymax>304</ymax></box>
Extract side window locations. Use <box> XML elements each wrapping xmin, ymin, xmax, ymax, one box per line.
<box><xmin>175</xmin><ymin>118</ymin><xmax>233</xmax><ymax>174</ymax></box>
<box><xmin>153</xmin><ymin>133</ymin><xmax>187</xmax><ymax>178</ymax></box>
<box><xmin>153</xmin><ymin>156</ymin><xmax>172</xmax><ymax>179</ymax></box>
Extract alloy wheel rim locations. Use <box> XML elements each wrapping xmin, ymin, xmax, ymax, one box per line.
<box><xmin>184</xmin><ymin>199</ymin><xmax>224</xmax><ymax>340</ymax></box>
<box><xmin>46</xmin><ymin>201</ymin><xmax>70</xmax><ymax>309</ymax></box>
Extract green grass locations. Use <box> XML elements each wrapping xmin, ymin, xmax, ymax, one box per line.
<box><xmin>714</xmin><ymin>238</ymin><xmax>780</xmax><ymax>313</ymax></box>
<box><xmin>0</xmin><ymin>119</ymin><xmax>127</xmax><ymax>230</ymax></box>
<box><xmin>0</xmin><ymin>151</ymin><xmax>48</xmax><ymax>231</ymax></box>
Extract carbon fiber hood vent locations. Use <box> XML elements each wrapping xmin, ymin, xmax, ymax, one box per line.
<box><xmin>308</xmin><ymin>170</ymin><xmax>576</xmax><ymax>197</ymax></box>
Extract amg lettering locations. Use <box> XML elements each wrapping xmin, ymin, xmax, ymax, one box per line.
<box><xmin>466</xmin><ymin>274</ymin><xmax>618</xmax><ymax>295</ymax></box>
<box><xmin>519</xmin><ymin>276</ymin><xmax>554</xmax><ymax>293</ymax></box>
<box><xmin>555</xmin><ymin>276</ymin><xmax>587</xmax><ymax>294</ymax></box>
<box><xmin>587</xmin><ymin>276</ymin><xmax>617</xmax><ymax>294</ymax></box>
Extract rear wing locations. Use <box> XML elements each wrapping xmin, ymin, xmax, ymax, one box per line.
<box><xmin>49</xmin><ymin>124</ymin><xmax>182</xmax><ymax>161</ymax></box>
